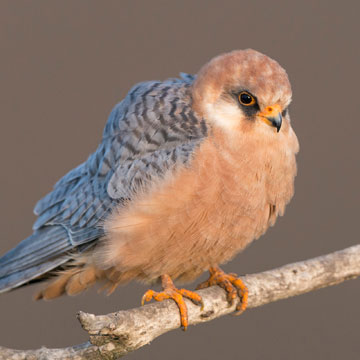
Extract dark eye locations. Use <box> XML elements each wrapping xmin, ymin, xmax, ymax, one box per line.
<box><xmin>238</xmin><ymin>91</ymin><xmax>256</xmax><ymax>106</ymax></box>
<box><xmin>282</xmin><ymin>108</ymin><xmax>288</xmax><ymax>117</ymax></box>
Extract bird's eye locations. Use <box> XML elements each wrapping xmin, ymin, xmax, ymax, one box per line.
<box><xmin>238</xmin><ymin>91</ymin><xmax>256</xmax><ymax>106</ymax></box>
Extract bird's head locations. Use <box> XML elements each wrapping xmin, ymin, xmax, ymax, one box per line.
<box><xmin>192</xmin><ymin>49</ymin><xmax>292</xmax><ymax>136</ymax></box>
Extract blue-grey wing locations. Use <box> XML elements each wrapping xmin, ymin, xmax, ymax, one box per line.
<box><xmin>0</xmin><ymin>74</ymin><xmax>208</xmax><ymax>292</ymax></box>
<box><xmin>106</xmin><ymin>77</ymin><xmax>207</xmax><ymax>199</ymax></box>
<box><xmin>35</xmin><ymin>75</ymin><xmax>207</xmax><ymax>227</ymax></box>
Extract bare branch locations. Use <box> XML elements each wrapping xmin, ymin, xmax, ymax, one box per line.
<box><xmin>1</xmin><ymin>244</ymin><xmax>360</xmax><ymax>359</ymax></box>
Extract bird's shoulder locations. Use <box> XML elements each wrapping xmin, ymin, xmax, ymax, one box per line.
<box><xmin>105</xmin><ymin>75</ymin><xmax>208</xmax><ymax>199</ymax></box>
<box><xmin>33</xmin><ymin>74</ymin><xmax>208</xmax><ymax>234</ymax></box>
<box><xmin>103</xmin><ymin>74</ymin><xmax>205</xmax><ymax>141</ymax></box>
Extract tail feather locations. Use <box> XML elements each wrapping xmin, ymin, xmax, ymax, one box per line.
<box><xmin>0</xmin><ymin>256</ymin><xmax>70</xmax><ymax>294</ymax></box>
<box><xmin>0</xmin><ymin>225</ymin><xmax>73</xmax><ymax>293</ymax></box>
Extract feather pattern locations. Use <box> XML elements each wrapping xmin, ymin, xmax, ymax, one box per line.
<box><xmin>1</xmin><ymin>50</ymin><xmax>299</xmax><ymax>302</ymax></box>
<box><xmin>0</xmin><ymin>74</ymin><xmax>208</xmax><ymax>292</ymax></box>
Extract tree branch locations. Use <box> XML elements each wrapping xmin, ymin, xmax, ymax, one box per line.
<box><xmin>1</xmin><ymin>244</ymin><xmax>360</xmax><ymax>359</ymax></box>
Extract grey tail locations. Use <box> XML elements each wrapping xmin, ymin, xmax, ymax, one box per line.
<box><xmin>0</xmin><ymin>226</ymin><xmax>72</xmax><ymax>294</ymax></box>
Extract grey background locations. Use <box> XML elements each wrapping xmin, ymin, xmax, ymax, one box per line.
<box><xmin>0</xmin><ymin>1</ymin><xmax>359</xmax><ymax>359</ymax></box>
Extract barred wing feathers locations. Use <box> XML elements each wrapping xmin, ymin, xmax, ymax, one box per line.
<box><xmin>0</xmin><ymin>74</ymin><xmax>208</xmax><ymax>292</ymax></box>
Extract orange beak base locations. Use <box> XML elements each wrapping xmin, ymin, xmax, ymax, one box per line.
<box><xmin>258</xmin><ymin>104</ymin><xmax>283</xmax><ymax>132</ymax></box>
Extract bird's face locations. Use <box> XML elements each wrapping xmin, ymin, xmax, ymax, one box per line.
<box><xmin>193</xmin><ymin>49</ymin><xmax>293</xmax><ymax>137</ymax></box>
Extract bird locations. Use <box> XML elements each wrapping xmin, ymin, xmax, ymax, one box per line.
<box><xmin>0</xmin><ymin>49</ymin><xmax>299</xmax><ymax>330</ymax></box>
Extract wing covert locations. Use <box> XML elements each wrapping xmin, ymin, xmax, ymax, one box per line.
<box><xmin>33</xmin><ymin>75</ymin><xmax>208</xmax><ymax>239</ymax></box>
<box><xmin>0</xmin><ymin>74</ymin><xmax>208</xmax><ymax>292</ymax></box>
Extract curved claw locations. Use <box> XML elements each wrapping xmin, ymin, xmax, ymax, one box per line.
<box><xmin>196</xmin><ymin>266</ymin><xmax>248</xmax><ymax>314</ymax></box>
<box><xmin>178</xmin><ymin>288</ymin><xmax>204</xmax><ymax>310</ymax></box>
<box><xmin>141</xmin><ymin>289</ymin><xmax>156</xmax><ymax>306</ymax></box>
<box><xmin>195</xmin><ymin>280</ymin><xmax>210</xmax><ymax>290</ymax></box>
<box><xmin>232</xmin><ymin>277</ymin><xmax>248</xmax><ymax>313</ymax></box>
<box><xmin>141</xmin><ymin>274</ymin><xmax>203</xmax><ymax>330</ymax></box>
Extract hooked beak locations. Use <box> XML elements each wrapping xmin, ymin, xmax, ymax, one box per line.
<box><xmin>258</xmin><ymin>104</ymin><xmax>282</xmax><ymax>132</ymax></box>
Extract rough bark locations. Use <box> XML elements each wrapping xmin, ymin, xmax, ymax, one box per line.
<box><xmin>1</xmin><ymin>244</ymin><xmax>359</xmax><ymax>360</ymax></box>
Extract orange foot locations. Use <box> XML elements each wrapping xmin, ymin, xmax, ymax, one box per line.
<box><xmin>141</xmin><ymin>274</ymin><xmax>203</xmax><ymax>330</ymax></box>
<box><xmin>196</xmin><ymin>266</ymin><xmax>248</xmax><ymax>315</ymax></box>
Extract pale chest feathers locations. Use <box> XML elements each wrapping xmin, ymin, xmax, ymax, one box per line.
<box><xmin>101</xmin><ymin>128</ymin><xmax>298</xmax><ymax>282</ymax></box>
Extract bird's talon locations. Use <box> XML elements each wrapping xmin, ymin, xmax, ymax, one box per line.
<box><xmin>141</xmin><ymin>289</ymin><xmax>155</xmax><ymax>306</ymax></box>
<box><xmin>141</xmin><ymin>274</ymin><xmax>203</xmax><ymax>330</ymax></box>
<box><xmin>196</xmin><ymin>266</ymin><xmax>248</xmax><ymax>315</ymax></box>
<box><xmin>226</xmin><ymin>289</ymin><xmax>237</xmax><ymax>303</ymax></box>
<box><xmin>233</xmin><ymin>309</ymin><xmax>245</xmax><ymax>316</ymax></box>
<box><xmin>192</xmin><ymin>297</ymin><xmax>205</xmax><ymax>310</ymax></box>
<box><xmin>228</xmin><ymin>273</ymin><xmax>238</xmax><ymax>278</ymax></box>
<box><xmin>195</xmin><ymin>280</ymin><xmax>210</xmax><ymax>290</ymax></box>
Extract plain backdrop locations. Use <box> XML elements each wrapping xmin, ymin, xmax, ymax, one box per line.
<box><xmin>0</xmin><ymin>1</ymin><xmax>359</xmax><ymax>359</ymax></box>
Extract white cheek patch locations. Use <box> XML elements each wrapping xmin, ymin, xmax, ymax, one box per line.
<box><xmin>205</xmin><ymin>102</ymin><xmax>241</xmax><ymax>132</ymax></box>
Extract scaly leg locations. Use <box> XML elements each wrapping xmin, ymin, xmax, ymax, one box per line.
<box><xmin>196</xmin><ymin>266</ymin><xmax>248</xmax><ymax>315</ymax></box>
<box><xmin>141</xmin><ymin>274</ymin><xmax>204</xmax><ymax>330</ymax></box>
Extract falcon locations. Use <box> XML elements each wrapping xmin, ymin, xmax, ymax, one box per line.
<box><xmin>0</xmin><ymin>49</ymin><xmax>299</xmax><ymax>330</ymax></box>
